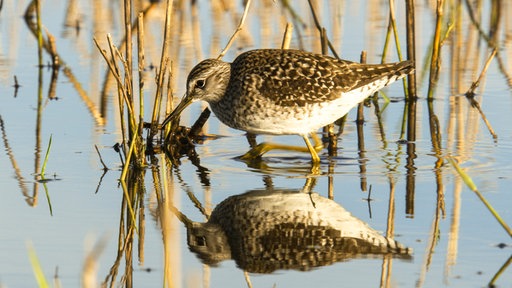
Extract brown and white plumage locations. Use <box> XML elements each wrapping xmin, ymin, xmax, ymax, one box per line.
<box><xmin>162</xmin><ymin>49</ymin><xmax>414</xmax><ymax>162</ymax></box>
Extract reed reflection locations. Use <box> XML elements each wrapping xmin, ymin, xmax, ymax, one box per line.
<box><xmin>179</xmin><ymin>179</ymin><xmax>412</xmax><ymax>273</ymax></box>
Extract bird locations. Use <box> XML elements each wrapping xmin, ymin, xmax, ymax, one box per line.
<box><xmin>186</xmin><ymin>187</ymin><xmax>412</xmax><ymax>272</ymax></box>
<box><xmin>162</xmin><ymin>49</ymin><xmax>414</xmax><ymax>163</ymax></box>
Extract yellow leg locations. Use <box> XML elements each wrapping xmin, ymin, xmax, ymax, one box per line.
<box><xmin>239</xmin><ymin>133</ymin><xmax>324</xmax><ymax>163</ymax></box>
<box><xmin>303</xmin><ymin>134</ymin><xmax>320</xmax><ymax>163</ymax></box>
<box><xmin>309</xmin><ymin>132</ymin><xmax>324</xmax><ymax>152</ymax></box>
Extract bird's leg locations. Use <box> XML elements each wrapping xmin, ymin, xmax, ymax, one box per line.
<box><xmin>239</xmin><ymin>133</ymin><xmax>324</xmax><ymax>162</ymax></box>
<box><xmin>309</xmin><ymin>132</ymin><xmax>324</xmax><ymax>152</ymax></box>
<box><xmin>303</xmin><ymin>134</ymin><xmax>320</xmax><ymax>163</ymax></box>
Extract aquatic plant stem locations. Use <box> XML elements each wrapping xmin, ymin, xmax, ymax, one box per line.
<box><xmin>217</xmin><ymin>0</ymin><xmax>252</xmax><ymax>60</ymax></box>
<box><xmin>137</xmin><ymin>13</ymin><xmax>145</xmax><ymax>136</ymax></box>
<box><xmin>405</xmin><ymin>0</ymin><xmax>417</xmax><ymax>98</ymax></box>
<box><xmin>448</xmin><ymin>157</ymin><xmax>512</xmax><ymax>238</ymax></box>
<box><xmin>307</xmin><ymin>0</ymin><xmax>339</xmax><ymax>58</ymax></box>
<box><xmin>40</xmin><ymin>134</ymin><xmax>52</xmax><ymax>177</ymax></box>
<box><xmin>427</xmin><ymin>0</ymin><xmax>444</xmax><ymax>100</ymax></box>
<box><xmin>27</xmin><ymin>242</ymin><xmax>50</xmax><ymax>288</ymax></box>
<box><xmin>152</xmin><ymin>0</ymin><xmax>173</xmax><ymax>133</ymax></box>
<box><xmin>281</xmin><ymin>23</ymin><xmax>293</xmax><ymax>50</ymax></box>
<box><xmin>488</xmin><ymin>255</ymin><xmax>512</xmax><ymax>287</ymax></box>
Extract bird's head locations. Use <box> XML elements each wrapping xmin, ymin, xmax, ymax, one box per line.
<box><xmin>162</xmin><ymin>59</ymin><xmax>231</xmax><ymax>127</ymax></box>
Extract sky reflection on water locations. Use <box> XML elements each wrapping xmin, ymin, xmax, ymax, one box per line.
<box><xmin>0</xmin><ymin>0</ymin><xmax>511</xmax><ymax>287</ymax></box>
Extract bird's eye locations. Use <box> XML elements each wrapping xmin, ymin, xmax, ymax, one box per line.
<box><xmin>196</xmin><ymin>79</ymin><xmax>206</xmax><ymax>89</ymax></box>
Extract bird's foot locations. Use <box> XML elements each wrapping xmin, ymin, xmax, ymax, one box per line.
<box><xmin>239</xmin><ymin>143</ymin><xmax>273</xmax><ymax>160</ymax></box>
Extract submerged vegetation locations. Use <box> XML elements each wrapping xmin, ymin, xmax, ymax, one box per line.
<box><xmin>0</xmin><ymin>0</ymin><xmax>510</xmax><ymax>287</ymax></box>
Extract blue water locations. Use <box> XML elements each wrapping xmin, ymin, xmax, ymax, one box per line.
<box><xmin>1</xmin><ymin>0</ymin><xmax>511</xmax><ymax>287</ymax></box>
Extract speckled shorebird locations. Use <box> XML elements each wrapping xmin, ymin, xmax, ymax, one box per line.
<box><xmin>162</xmin><ymin>49</ymin><xmax>414</xmax><ymax>163</ymax></box>
<box><xmin>185</xmin><ymin>188</ymin><xmax>411</xmax><ymax>272</ymax></box>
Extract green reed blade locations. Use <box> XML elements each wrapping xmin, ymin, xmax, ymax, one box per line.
<box><xmin>27</xmin><ymin>242</ymin><xmax>50</xmax><ymax>288</ymax></box>
<box><xmin>40</xmin><ymin>134</ymin><xmax>52</xmax><ymax>177</ymax></box>
<box><xmin>448</xmin><ymin>156</ymin><xmax>512</xmax><ymax>238</ymax></box>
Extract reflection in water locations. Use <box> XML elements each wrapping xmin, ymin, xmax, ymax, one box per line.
<box><xmin>185</xmin><ymin>188</ymin><xmax>411</xmax><ymax>273</ymax></box>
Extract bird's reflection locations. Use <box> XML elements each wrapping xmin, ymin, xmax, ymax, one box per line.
<box><xmin>184</xmin><ymin>185</ymin><xmax>412</xmax><ymax>273</ymax></box>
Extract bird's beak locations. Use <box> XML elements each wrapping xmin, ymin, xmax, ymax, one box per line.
<box><xmin>161</xmin><ymin>93</ymin><xmax>193</xmax><ymax>128</ymax></box>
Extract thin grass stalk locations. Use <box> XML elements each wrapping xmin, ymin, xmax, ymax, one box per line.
<box><xmin>217</xmin><ymin>0</ymin><xmax>252</xmax><ymax>60</ymax></box>
<box><xmin>40</xmin><ymin>134</ymin><xmax>52</xmax><ymax>178</ymax></box>
<box><xmin>99</xmin><ymin>4</ymin><xmax>159</xmax><ymax>123</ymax></box>
<box><xmin>388</xmin><ymin>0</ymin><xmax>408</xmax><ymax>96</ymax></box>
<box><xmin>427</xmin><ymin>0</ymin><xmax>445</xmax><ymax>100</ymax></box>
<box><xmin>320</xmin><ymin>27</ymin><xmax>338</xmax><ymax>157</ymax></box>
<box><xmin>0</xmin><ymin>116</ymin><xmax>30</xmax><ymax>198</ymax></box>
<box><xmin>405</xmin><ymin>0</ymin><xmax>417</xmax><ymax>98</ymax></box>
<box><xmin>387</xmin><ymin>0</ymin><xmax>405</xmax><ymax>61</ymax></box>
<box><xmin>124</xmin><ymin>0</ymin><xmax>133</xmax><ymax>104</ymax></box>
<box><xmin>464</xmin><ymin>48</ymin><xmax>498</xmax><ymax>139</ymax></box>
<box><xmin>357</xmin><ymin>51</ymin><xmax>367</xmax><ymax>192</ymax></box>
<box><xmin>466</xmin><ymin>48</ymin><xmax>497</xmax><ymax>95</ymax></box>
<box><xmin>378</xmin><ymin>14</ymin><xmax>393</xmax><ymax>104</ymax></box>
<box><xmin>27</xmin><ymin>242</ymin><xmax>50</xmax><ymax>288</ymax></box>
<box><xmin>119</xmin><ymin>179</ymin><xmax>138</xmax><ymax>234</ymax></box>
<box><xmin>121</xmin><ymin>134</ymin><xmax>137</xmax><ymax>182</ymax></box>
<box><xmin>99</xmin><ymin>35</ymin><xmax>141</xmax><ymax>161</ymax></box>
<box><xmin>151</xmin><ymin>0</ymin><xmax>174</xmax><ymax>135</ymax></box>
<box><xmin>382</xmin><ymin>177</ymin><xmax>396</xmax><ymax>285</ymax></box>
<box><xmin>306</xmin><ymin>0</ymin><xmax>339</xmax><ymax>58</ymax></box>
<box><xmin>42</xmin><ymin>182</ymin><xmax>52</xmax><ymax>216</ymax></box>
<box><xmin>380</xmin><ymin>8</ymin><xmax>393</xmax><ymax>63</ymax></box>
<box><xmin>158</xmin><ymin>158</ymin><xmax>171</xmax><ymax>287</ymax></box>
<box><xmin>165</xmin><ymin>63</ymin><xmax>174</xmax><ymax>120</ymax></box>
<box><xmin>102</xmin><ymin>197</ymin><xmax>127</xmax><ymax>286</ymax></box>
<box><xmin>114</xmin><ymin>47</ymin><xmax>137</xmax><ymax>133</ymax></box>
<box><xmin>135</xmin><ymin>177</ymin><xmax>146</xmax><ymax>265</ymax></box>
<box><xmin>488</xmin><ymin>255</ymin><xmax>512</xmax><ymax>287</ymax></box>
<box><xmin>137</xmin><ymin>13</ymin><xmax>145</xmax><ymax>132</ymax></box>
<box><xmin>33</xmin><ymin>36</ymin><xmax>43</xmax><ymax>207</ymax></box>
<box><xmin>35</xmin><ymin>0</ymin><xmax>43</xmax><ymax>68</ymax></box>
<box><xmin>93</xmin><ymin>36</ymin><xmax>128</xmax><ymax>146</ymax></box>
<box><xmin>280</xmin><ymin>23</ymin><xmax>293</xmax><ymax>50</ymax></box>
<box><xmin>448</xmin><ymin>157</ymin><xmax>512</xmax><ymax>238</ymax></box>
<box><xmin>464</xmin><ymin>0</ymin><xmax>492</xmax><ymax>45</ymax></box>
<box><xmin>82</xmin><ymin>234</ymin><xmax>109</xmax><ymax>288</ymax></box>
<box><xmin>306</xmin><ymin>3</ymin><xmax>344</xmax><ymax>149</ymax></box>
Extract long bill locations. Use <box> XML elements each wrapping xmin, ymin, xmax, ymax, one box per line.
<box><xmin>161</xmin><ymin>94</ymin><xmax>193</xmax><ymax>128</ymax></box>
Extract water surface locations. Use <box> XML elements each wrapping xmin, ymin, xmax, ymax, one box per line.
<box><xmin>0</xmin><ymin>1</ymin><xmax>511</xmax><ymax>287</ymax></box>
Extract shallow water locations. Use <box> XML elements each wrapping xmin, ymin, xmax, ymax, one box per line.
<box><xmin>1</xmin><ymin>0</ymin><xmax>511</xmax><ymax>287</ymax></box>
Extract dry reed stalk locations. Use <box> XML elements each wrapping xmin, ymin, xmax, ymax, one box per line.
<box><xmin>280</xmin><ymin>22</ymin><xmax>293</xmax><ymax>49</ymax></box>
<box><xmin>82</xmin><ymin>234</ymin><xmax>109</xmax><ymax>288</ymax></box>
<box><xmin>307</xmin><ymin>0</ymin><xmax>339</xmax><ymax>58</ymax></box>
<box><xmin>405</xmin><ymin>0</ymin><xmax>417</xmax><ymax>98</ymax></box>
<box><xmin>427</xmin><ymin>0</ymin><xmax>444</xmax><ymax>99</ymax></box>
<box><xmin>387</xmin><ymin>0</ymin><xmax>405</xmax><ymax>61</ymax></box>
<box><xmin>152</xmin><ymin>0</ymin><xmax>174</xmax><ymax>135</ymax></box>
<box><xmin>317</xmin><ymin>27</ymin><xmax>338</xmax><ymax>157</ymax></box>
<box><xmin>488</xmin><ymin>255</ymin><xmax>512</xmax><ymax>286</ymax></box>
<box><xmin>24</xmin><ymin>2</ymin><xmax>103</xmax><ymax>125</ymax></box>
<box><xmin>94</xmin><ymin>36</ymin><xmax>125</xmax><ymax>122</ymax></box>
<box><xmin>464</xmin><ymin>49</ymin><xmax>498</xmax><ymax>139</ymax></box>
<box><xmin>99</xmin><ymin>3</ymin><xmax>159</xmax><ymax>121</ymax></box>
<box><xmin>466</xmin><ymin>48</ymin><xmax>497</xmax><ymax>96</ymax></box>
<box><xmin>0</xmin><ymin>115</ymin><xmax>30</xmax><ymax>200</ymax></box>
<box><xmin>137</xmin><ymin>13</ymin><xmax>145</xmax><ymax>129</ymax></box>
<box><xmin>217</xmin><ymin>0</ymin><xmax>252</xmax><ymax>60</ymax></box>
<box><xmin>306</xmin><ymin>5</ymin><xmax>341</xmax><ymax>156</ymax></box>
<box><xmin>387</xmin><ymin>0</ymin><xmax>409</xmax><ymax>100</ymax></box>
<box><xmin>124</xmin><ymin>0</ymin><xmax>133</xmax><ymax>105</ymax></box>
<box><xmin>357</xmin><ymin>51</ymin><xmax>367</xmax><ymax>192</ymax></box>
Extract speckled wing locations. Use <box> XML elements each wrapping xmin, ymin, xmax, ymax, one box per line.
<box><xmin>230</xmin><ymin>49</ymin><xmax>413</xmax><ymax>107</ymax></box>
